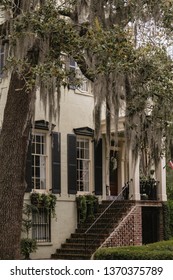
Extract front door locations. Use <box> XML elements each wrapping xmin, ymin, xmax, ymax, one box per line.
<box><xmin>109</xmin><ymin>150</ymin><xmax>118</xmax><ymax>196</ymax></box>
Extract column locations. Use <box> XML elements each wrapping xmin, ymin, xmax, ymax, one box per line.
<box><xmin>155</xmin><ymin>156</ymin><xmax>167</xmax><ymax>201</ymax></box>
<box><xmin>128</xmin><ymin>148</ymin><xmax>140</xmax><ymax>200</ymax></box>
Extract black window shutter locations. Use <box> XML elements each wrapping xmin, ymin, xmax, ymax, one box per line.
<box><xmin>52</xmin><ymin>132</ymin><xmax>61</xmax><ymax>194</ymax></box>
<box><xmin>25</xmin><ymin>136</ymin><xmax>32</xmax><ymax>192</ymax></box>
<box><xmin>67</xmin><ymin>134</ymin><xmax>77</xmax><ymax>194</ymax></box>
<box><xmin>94</xmin><ymin>139</ymin><xmax>103</xmax><ymax>195</ymax></box>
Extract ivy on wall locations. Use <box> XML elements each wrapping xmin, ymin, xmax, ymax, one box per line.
<box><xmin>76</xmin><ymin>194</ymin><xmax>99</xmax><ymax>223</ymax></box>
<box><xmin>30</xmin><ymin>193</ymin><xmax>57</xmax><ymax>217</ymax></box>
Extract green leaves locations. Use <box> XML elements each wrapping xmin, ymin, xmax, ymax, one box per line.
<box><xmin>1</xmin><ymin>0</ymin><xmax>173</xmax><ymax>168</ymax></box>
<box><xmin>30</xmin><ymin>192</ymin><xmax>57</xmax><ymax>217</ymax></box>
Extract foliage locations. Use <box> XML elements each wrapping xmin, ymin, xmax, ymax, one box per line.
<box><xmin>30</xmin><ymin>193</ymin><xmax>57</xmax><ymax>217</ymax></box>
<box><xmin>21</xmin><ymin>203</ymin><xmax>38</xmax><ymax>238</ymax></box>
<box><xmin>1</xmin><ymin>0</ymin><xmax>173</xmax><ymax>259</ymax></box>
<box><xmin>76</xmin><ymin>194</ymin><xmax>99</xmax><ymax>223</ymax></box>
<box><xmin>20</xmin><ymin>203</ymin><xmax>37</xmax><ymax>259</ymax></box>
<box><xmin>166</xmin><ymin>168</ymin><xmax>173</xmax><ymax>238</ymax></box>
<box><xmin>167</xmin><ymin>201</ymin><xmax>173</xmax><ymax>237</ymax></box>
<box><xmin>0</xmin><ymin>1</ymin><xmax>173</xmax><ymax>167</ymax></box>
<box><xmin>162</xmin><ymin>202</ymin><xmax>171</xmax><ymax>240</ymax></box>
<box><xmin>166</xmin><ymin>164</ymin><xmax>173</xmax><ymax>200</ymax></box>
<box><xmin>126</xmin><ymin>45</ymin><xmax>173</xmax><ymax>169</ymax></box>
<box><xmin>93</xmin><ymin>239</ymin><xmax>173</xmax><ymax>260</ymax></box>
<box><xmin>20</xmin><ymin>238</ymin><xmax>37</xmax><ymax>260</ymax></box>
<box><xmin>140</xmin><ymin>178</ymin><xmax>158</xmax><ymax>200</ymax></box>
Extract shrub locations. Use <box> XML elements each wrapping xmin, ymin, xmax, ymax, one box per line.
<box><xmin>20</xmin><ymin>238</ymin><xmax>37</xmax><ymax>260</ymax></box>
<box><xmin>76</xmin><ymin>194</ymin><xmax>99</xmax><ymax>223</ymax></box>
<box><xmin>162</xmin><ymin>202</ymin><xmax>171</xmax><ymax>240</ymax></box>
<box><xmin>168</xmin><ymin>200</ymin><xmax>173</xmax><ymax>236</ymax></box>
<box><xmin>93</xmin><ymin>239</ymin><xmax>173</xmax><ymax>260</ymax></box>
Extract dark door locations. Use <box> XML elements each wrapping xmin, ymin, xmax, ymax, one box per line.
<box><xmin>109</xmin><ymin>150</ymin><xmax>118</xmax><ymax>196</ymax></box>
<box><xmin>142</xmin><ymin>207</ymin><xmax>159</xmax><ymax>244</ymax></box>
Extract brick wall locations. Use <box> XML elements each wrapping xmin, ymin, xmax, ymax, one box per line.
<box><xmin>158</xmin><ymin>207</ymin><xmax>164</xmax><ymax>240</ymax></box>
<box><xmin>101</xmin><ymin>206</ymin><xmax>142</xmax><ymax>248</ymax></box>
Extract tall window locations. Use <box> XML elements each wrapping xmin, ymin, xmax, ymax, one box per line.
<box><xmin>0</xmin><ymin>46</ymin><xmax>4</xmax><ymax>76</ymax></box>
<box><xmin>32</xmin><ymin>208</ymin><xmax>50</xmax><ymax>242</ymax></box>
<box><xmin>32</xmin><ymin>133</ymin><xmax>46</xmax><ymax>189</ymax></box>
<box><xmin>77</xmin><ymin>137</ymin><xmax>90</xmax><ymax>191</ymax></box>
<box><xmin>69</xmin><ymin>58</ymin><xmax>89</xmax><ymax>92</ymax></box>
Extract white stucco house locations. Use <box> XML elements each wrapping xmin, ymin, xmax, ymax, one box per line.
<box><xmin>0</xmin><ymin>3</ymin><xmax>168</xmax><ymax>260</ymax></box>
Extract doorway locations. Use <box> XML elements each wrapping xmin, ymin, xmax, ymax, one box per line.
<box><xmin>142</xmin><ymin>207</ymin><xmax>159</xmax><ymax>244</ymax></box>
<box><xmin>109</xmin><ymin>150</ymin><xmax>118</xmax><ymax>196</ymax></box>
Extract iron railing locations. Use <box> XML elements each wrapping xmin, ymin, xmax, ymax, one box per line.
<box><xmin>84</xmin><ymin>182</ymin><xmax>132</xmax><ymax>256</ymax></box>
<box><xmin>32</xmin><ymin>208</ymin><xmax>51</xmax><ymax>243</ymax></box>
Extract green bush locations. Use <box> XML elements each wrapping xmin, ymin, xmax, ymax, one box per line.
<box><xmin>20</xmin><ymin>238</ymin><xmax>37</xmax><ymax>260</ymax></box>
<box><xmin>93</xmin><ymin>239</ymin><xmax>173</xmax><ymax>260</ymax></box>
<box><xmin>162</xmin><ymin>200</ymin><xmax>173</xmax><ymax>238</ymax></box>
<box><xmin>166</xmin><ymin>168</ymin><xmax>173</xmax><ymax>200</ymax></box>
<box><xmin>76</xmin><ymin>194</ymin><xmax>99</xmax><ymax>223</ymax></box>
<box><xmin>168</xmin><ymin>200</ymin><xmax>173</xmax><ymax>236</ymax></box>
<box><xmin>162</xmin><ymin>202</ymin><xmax>171</xmax><ymax>239</ymax></box>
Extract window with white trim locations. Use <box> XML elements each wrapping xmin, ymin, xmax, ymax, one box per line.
<box><xmin>77</xmin><ymin>137</ymin><xmax>90</xmax><ymax>191</ymax></box>
<box><xmin>32</xmin><ymin>133</ymin><xmax>47</xmax><ymax>190</ymax></box>
<box><xmin>69</xmin><ymin>58</ymin><xmax>89</xmax><ymax>93</ymax></box>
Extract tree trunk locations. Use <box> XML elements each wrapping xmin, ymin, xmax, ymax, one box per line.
<box><xmin>0</xmin><ymin>70</ymin><xmax>34</xmax><ymax>259</ymax></box>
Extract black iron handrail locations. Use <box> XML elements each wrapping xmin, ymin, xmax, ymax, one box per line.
<box><xmin>84</xmin><ymin>181</ymin><xmax>131</xmax><ymax>257</ymax></box>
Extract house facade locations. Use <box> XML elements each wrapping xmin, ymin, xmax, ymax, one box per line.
<box><xmin>0</xmin><ymin>5</ymin><xmax>167</xmax><ymax>259</ymax></box>
<box><xmin>0</xmin><ymin>55</ymin><xmax>167</xmax><ymax>259</ymax></box>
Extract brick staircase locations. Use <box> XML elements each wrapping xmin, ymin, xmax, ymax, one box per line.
<box><xmin>51</xmin><ymin>200</ymin><xmax>134</xmax><ymax>260</ymax></box>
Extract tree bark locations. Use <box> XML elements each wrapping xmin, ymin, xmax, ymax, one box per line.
<box><xmin>0</xmin><ymin>70</ymin><xmax>34</xmax><ymax>259</ymax></box>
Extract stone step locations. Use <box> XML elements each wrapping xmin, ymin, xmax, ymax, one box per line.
<box><xmin>61</xmin><ymin>243</ymin><xmax>97</xmax><ymax>249</ymax></box>
<box><xmin>77</xmin><ymin>214</ymin><xmax>124</xmax><ymax>226</ymax></box>
<box><xmin>70</xmin><ymin>232</ymin><xmax>108</xmax><ymax>239</ymax></box>
<box><xmin>56</xmin><ymin>247</ymin><xmax>90</xmax><ymax>254</ymax></box>
<box><xmin>56</xmin><ymin>243</ymin><xmax>98</xmax><ymax>253</ymax></box>
<box><xmin>51</xmin><ymin>253</ymin><xmax>90</xmax><ymax>260</ymax></box>
<box><xmin>96</xmin><ymin>206</ymin><xmax>128</xmax><ymax>214</ymax></box>
<box><xmin>76</xmin><ymin>226</ymin><xmax>113</xmax><ymax>234</ymax></box>
<box><xmin>66</xmin><ymin>237</ymin><xmax>105</xmax><ymax>244</ymax></box>
<box><xmin>76</xmin><ymin>214</ymin><xmax>126</xmax><ymax>233</ymax></box>
<box><xmin>51</xmin><ymin>200</ymin><xmax>135</xmax><ymax>260</ymax></box>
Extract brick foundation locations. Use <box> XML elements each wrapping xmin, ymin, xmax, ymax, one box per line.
<box><xmin>101</xmin><ymin>206</ymin><xmax>142</xmax><ymax>247</ymax></box>
<box><xmin>101</xmin><ymin>202</ymin><xmax>164</xmax><ymax>248</ymax></box>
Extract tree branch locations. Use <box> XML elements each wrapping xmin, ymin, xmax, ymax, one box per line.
<box><xmin>73</xmin><ymin>54</ymin><xmax>95</xmax><ymax>82</ymax></box>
